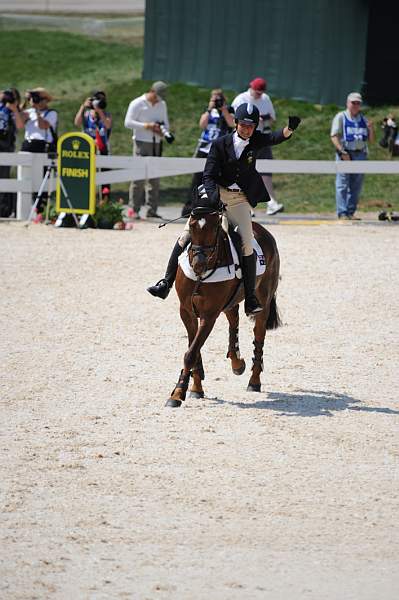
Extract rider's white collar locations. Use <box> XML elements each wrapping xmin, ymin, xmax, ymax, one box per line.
<box><xmin>233</xmin><ymin>130</ymin><xmax>250</xmax><ymax>159</ymax></box>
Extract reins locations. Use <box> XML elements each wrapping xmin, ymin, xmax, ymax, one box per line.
<box><xmin>190</xmin><ymin>217</ymin><xmax>223</xmax><ymax>316</ymax></box>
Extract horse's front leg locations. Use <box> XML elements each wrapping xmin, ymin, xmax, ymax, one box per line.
<box><xmin>247</xmin><ymin>311</ymin><xmax>267</xmax><ymax>392</ymax></box>
<box><xmin>167</xmin><ymin>310</ymin><xmax>216</xmax><ymax>408</ymax></box>
<box><xmin>167</xmin><ymin>306</ymin><xmax>198</xmax><ymax>408</ymax></box>
<box><xmin>190</xmin><ymin>352</ymin><xmax>205</xmax><ymax>399</ymax></box>
<box><xmin>224</xmin><ymin>305</ymin><xmax>246</xmax><ymax>375</ymax></box>
<box><xmin>178</xmin><ymin>306</ymin><xmax>207</xmax><ymax>399</ymax></box>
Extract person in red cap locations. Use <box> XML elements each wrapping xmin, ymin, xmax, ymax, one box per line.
<box><xmin>232</xmin><ymin>77</ymin><xmax>283</xmax><ymax>215</ymax></box>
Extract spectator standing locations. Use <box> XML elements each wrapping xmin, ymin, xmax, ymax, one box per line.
<box><xmin>124</xmin><ymin>81</ymin><xmax>170</xmax><ymax>219</ymax></box>
<box><xmin>0</xmin><ymin>87</ymin><xmax>24</xmax><ymax>217</ymax></box>
<box><xmin>232</xmin><ymin>77</ymin><xmax>283</xmax><ymax>215</ymax></box>
<box><xmin>181</xmin><ymin>89</ymin><xmax>235</xmax><ymax>216</ymax></box>
<box><xmin>20</xmin><ymin>88</ymin><xmax>58</xmax><ymax>213</ymax></box>
<box><xmin>21</xmin><ymin>88</ymin><xmax>57</xmax><ymax>153</ymax></box>
<box><xmin>74</xmin><ymin>90</ymin><xmax>112</xmax><ymax>198</ymax></box>
<box><xmin>331</xmin><ymin>92</ymin><xmax>375</xmax><ymax>220</ymax></box>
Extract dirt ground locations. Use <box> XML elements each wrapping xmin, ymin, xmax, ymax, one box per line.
<box><xmin>1</xmin><ymin>219</ymin><xmax>399</xmax><ymax>600</ymax></box>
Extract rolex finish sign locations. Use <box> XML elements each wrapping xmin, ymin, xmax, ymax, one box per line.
<box><xmin>56</xmin><ymin>132</ymin><xmax>96</xmax><ymax>214</ymax></box>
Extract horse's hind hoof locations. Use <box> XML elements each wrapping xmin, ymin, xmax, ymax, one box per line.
<box><xmin>247</xmin><ymin>383</ymin><xmax>261</xmax><ymax>392</ymax></box>
<box><xmin>165</xmin><ymin>398</ymin><xmax>182</xmax><ymax>408</ymax></box>
<box><xmin>233</xmin><ymin>360</ymin><xmax>246</xmax><ymax>376</ymax></box>
<box><xmin>189</xmin><ymin>390</ymin><xmax>204</xmax><ymax>399</ymax></box>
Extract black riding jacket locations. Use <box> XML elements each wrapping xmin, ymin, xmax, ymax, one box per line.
<box><xmin>202</xmin><ymin>129</ymin><xmax>289</xmax><ymax>208</ymax></box>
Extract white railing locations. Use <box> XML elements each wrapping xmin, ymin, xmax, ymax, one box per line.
<box><xmin>1</xmin><ymin>152</ymin><xmax>398</xmax><ymax>220</ymax></box>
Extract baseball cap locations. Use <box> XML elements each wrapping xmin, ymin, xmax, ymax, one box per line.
<box><xmin>151</xmin><ymin>81</ymin><xmax>168</xmax><ymax>99</ymax></box>
<box><xmin>347</xmin><ymin>92</ymin><xmax>362</xmax><ymax>103</ymax></box>
<box><xmin>250</xmin><ymin>77</ymin><xmax>267</xmax><ymax>92</ymax></box>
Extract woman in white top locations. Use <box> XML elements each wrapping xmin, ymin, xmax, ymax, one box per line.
<box><xmin>21</xmin><ymin>87</ymin><xmax>58</xmax><ymax>153</ymax></box>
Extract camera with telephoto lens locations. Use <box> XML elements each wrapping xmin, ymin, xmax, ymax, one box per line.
<box><xmin>2</xmin><ymin>89</ymin><xmax>16</xmax><ymax>104</ymax></box>
<box><xmin>214</xmin><ymin>95</ymin><xmax>224</xmax><ymax>109</ymax></box>
<box><xmin>27</xmin><ymin>91</ymin><xmax>42</xmax><ymax>104</ymax></box>
<box><xmin>157</xmin><ymin>121</ymin><xmax>175</xmax><ymax>144</ymax></box>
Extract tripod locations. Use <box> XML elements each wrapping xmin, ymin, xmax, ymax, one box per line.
<box><xmin>28</xmin><ymin>154</ymin><xmax>79</xmax><ymax>226</ymax></box>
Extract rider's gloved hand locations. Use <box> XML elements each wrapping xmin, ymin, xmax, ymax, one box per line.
<box><xmin>288</xmin><ymin>115</ymin><xmax>301</xmax><ymax>131</ymax></box>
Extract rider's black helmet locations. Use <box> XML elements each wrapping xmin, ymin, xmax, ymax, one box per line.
<box><xmin>234</xmin><ymin>102</ymin><xmax>259</xmax><ymax>127</ymax></box>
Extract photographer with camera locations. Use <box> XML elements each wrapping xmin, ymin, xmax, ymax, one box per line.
<box><xmin>181</xmin><ymin>88</ymin><xmax>235</xmax><ymax>217</ymax></box>
<box><xmin>19</xmin><ymin>88</ymin><xmax>58</xmax><ymax>213</ymax></box>
<box><xmin>74</xmin><ymin>90</ymin><xmax>112</xmax><ymax>198</ymax></box>
<box><xmin>232</xmin><ymin>77</ymin><xmax>283</xmax><ymax>215</ymax></box>
<box><xmin>20</xmin><ymin>88</ymin><xmax>58</xmax><ymax>154</ymax></box>
<box><xmin>124</xmin><ymin>81</ymin><xmax>172</xmax><ymax>219</ymax></box>
<box><xmin>0</xmin><ymin>87</ymin><xmax>24</xmax><ymax>217</ymax></box>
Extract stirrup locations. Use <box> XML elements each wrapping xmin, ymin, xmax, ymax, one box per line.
<box><xmin>147</xmin><ymin>278</ymin><xmax>171</xmax><ymax>299</ymax></box>
<box><xmin>244</xmin><ymin>296</ymin><xmax>263</xmax><ymax>316</ymax></box>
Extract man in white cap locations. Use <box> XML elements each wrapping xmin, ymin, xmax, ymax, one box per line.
<box><xmin>124</xmin><ymin>81</ymin><xmax>170</xmax><ymax>218</ymax></box>
<box><xmin>331</xmin><ymin>92</ymin><xmax>374</xmax><ymax>219</ymax></box>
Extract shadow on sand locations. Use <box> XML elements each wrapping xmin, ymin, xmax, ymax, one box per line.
<box><xmin>209</xmin><ymin>389</ymin><xmax>399</xmax><ymax>418</ymax></box>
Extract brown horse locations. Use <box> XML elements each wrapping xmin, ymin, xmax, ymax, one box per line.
<box><xmin>166</xmin><ymin>209</ymin><xmax>281</xmax><ymax>407</ymax></box>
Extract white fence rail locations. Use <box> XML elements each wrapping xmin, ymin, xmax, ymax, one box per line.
<box><xmin>1</xmin><ymin>152</ymin><xmax>398</xmax><ymax>220</ymax></box>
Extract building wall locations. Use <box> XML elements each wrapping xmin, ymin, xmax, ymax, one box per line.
<box><xmin>143</xmin><ymin>0</ymin><xmax>369</xmax><ymax>105</ymax></box>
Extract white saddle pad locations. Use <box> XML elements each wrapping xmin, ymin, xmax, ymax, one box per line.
<box><xmin>178</xmin><ymin>236</ymin><xmax>266</xmax><ymax>283</ymax></box>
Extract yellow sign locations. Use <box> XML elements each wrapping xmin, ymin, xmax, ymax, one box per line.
<box><xmin>56</xmin><ymin>132</ymin><xmax>96</xmax><ymax>214</ymax></box>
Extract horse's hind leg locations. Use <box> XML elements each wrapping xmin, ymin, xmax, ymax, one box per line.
<box><xmin>247</xmin><ymin>312</ymin><xmax>267</xmax><ymax>392</ymax></box>
<box><xmin>224</xmin><ymin>305</ymin><xmax>246</xmax><ymax>376</ymax></box>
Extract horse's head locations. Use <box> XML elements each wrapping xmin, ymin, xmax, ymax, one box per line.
<box><xmin>189</xmin><ymin>208</ymin><xmax>221</xmax><ymax>277</ymax></box>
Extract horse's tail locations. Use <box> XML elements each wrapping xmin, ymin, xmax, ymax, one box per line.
<box><xmin>266</xmin><ymin>295</ymin><xmax>282</xmax><ymax>330</ymax></box>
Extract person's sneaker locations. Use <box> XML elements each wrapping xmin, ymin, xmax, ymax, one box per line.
<box><xmin>147</xmin><ymin>279</ymin><xmax>171</xmax><ymax>299</ymax></box>
<box><xmin>338</xmin><ymin>214</ymin><xmax>350</xmax><ymax>220</ymax></box>
<box><xmin>266</xmin><ymin>201</ymin><xmax>284</xmax><ymax>216</ymax></box>
<box><xmin>146</xmin><ymin>210</ymin><xmax>163</xmax><ymax>219</ymax></box>
<box><xmin>348</xmin><ymin>215</ymin><xmax>361</xmax><ymax>220</ymax></box>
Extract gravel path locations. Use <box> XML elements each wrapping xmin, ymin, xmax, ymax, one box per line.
<box><xmin>1</xmin><ymin>220</ymin><xmax>398</xmax><ymax>599</ymax></box>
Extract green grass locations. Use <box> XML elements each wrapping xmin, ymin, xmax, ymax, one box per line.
<box><xmin>2</xmin><ymin>29</ymin><xmax>399</xmax><ymax>212</ymax></box>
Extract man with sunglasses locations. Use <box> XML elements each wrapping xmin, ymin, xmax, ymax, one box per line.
<box><xmin>331</xmin><ymin>92</ymin><xmax>375</xmax><ymax>220</ymax></box>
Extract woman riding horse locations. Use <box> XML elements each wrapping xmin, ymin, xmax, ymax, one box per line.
<box><xmin>147</xmin><ymin>103</ymin><xmax>300</xmax><ymax>315</ymax></box>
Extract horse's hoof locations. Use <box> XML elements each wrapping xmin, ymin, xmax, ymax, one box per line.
<box><xmin>233</xmin><ymin>360</ymin><xmax>246</xmax><ymax>376</ymax></box>
<box><xmin>189</xmin><ymin>390</ymin><xmax>204</xmax><ymax>399</ymax></box>
<box><xmin>247</xmin><ymin>383</ymin><xmax>261</xmax><ymax>392</ymax></box>
<box><xmin>165</xmin><ymin>398</ymin><xmax>182</xmax><ymax>407</ymax></box>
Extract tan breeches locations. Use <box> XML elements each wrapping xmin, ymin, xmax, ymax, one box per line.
<box><xmin>179</xmin><ymin>189</ymin><xmax>254</xmax><ymax>256</ymax></box>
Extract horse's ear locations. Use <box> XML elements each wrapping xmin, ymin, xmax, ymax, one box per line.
<box><xmin>192</xmin><ymin>184</ymin><xmax>220</xmax><ymax>213</ymax></box>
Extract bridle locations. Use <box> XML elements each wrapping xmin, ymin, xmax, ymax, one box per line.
<box><xmin>188</xmin><ymin>210</ymin><xmax>224</xmax><ymax>317</ymax></box>
<box><xmin>190</xmin><ymin>212</ymin><xmax>222</xmax><ymax>282</ymax></box>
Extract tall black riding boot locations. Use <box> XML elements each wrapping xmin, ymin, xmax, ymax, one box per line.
<box><xmin>147</xmin><ymin>240</ymin><xmax>185</xmax><ymax>299</ymax></box>
<box><xmin>242</xmin><ymin>252</ymin><xmax>263</xmax><ymax>316</ymax></box>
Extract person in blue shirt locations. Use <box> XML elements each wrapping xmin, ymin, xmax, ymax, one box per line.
<box><xmin>181</xmin><ymin>89</ymin><xmax>235</xmax><ymax>217</ymax></box>
<box><xmin>74</xmin><ymin>91</ymin><xmax>112</xmax><ymax>198</ymax></box>
<box><xmin>0</xmin><ymin>88</ymin><xmax>24</xmax><ymax>217</ymax></box>
<box><xmin>331</xmin><ymin>92</ymin><xmax>375</xmax><ymax>220</ymax></box>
